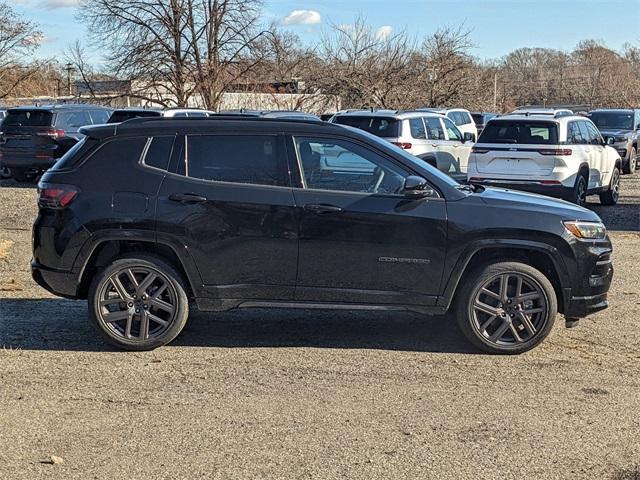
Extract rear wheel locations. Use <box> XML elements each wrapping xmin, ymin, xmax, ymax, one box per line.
<box><xmin>455</xmin><ymin>262</ymin><xmax>557</xmax><ymax>354</ymax></box>
<box><xmin>599</xmin><ymin>167</ymin><xmax>620</xmax><ymax>205</ymax></box>
<box><xmin>569</xmin><ymin>174</ymin><xmax>587</xmax><ymax>206</ymax></box>
<box><xmin>88</xmin><ymin>254</ymin><xmax>189</xmax><ymax>350</ymax></box>
<box><xmin>623</xmin><ymin>147</ymin><xmax>636</xmax><ymax>174</ymax></box>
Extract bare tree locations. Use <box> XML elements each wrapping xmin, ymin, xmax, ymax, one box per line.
<box><xmin>0</xmin><ymin>1</ymin><xmax>43</xmax><ymax>99</ymax></box>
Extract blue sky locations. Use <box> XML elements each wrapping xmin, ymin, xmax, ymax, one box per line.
<box><xmin>14</xmin><ymin>0</ymin><xmax>640</xmax><ymax>62</ymax></box>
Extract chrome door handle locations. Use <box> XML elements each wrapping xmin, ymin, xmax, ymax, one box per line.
<box><xmin>304</xmin><ymin>204</ymin><xmax>343</xmax><ymax>214</ymax></box>
<box><xmin>169</xmin><ymin>193</ymin><xmax>208</xmax><ymax>204</ymax></box>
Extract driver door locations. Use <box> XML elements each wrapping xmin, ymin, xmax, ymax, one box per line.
<box><xmin>288</xmin><ymin>135</ymin><xmax>447</xmax><ymax>307</ymax></box>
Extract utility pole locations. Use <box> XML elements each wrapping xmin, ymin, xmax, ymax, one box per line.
<box><xmin>65</xmin><ymin>63</ymin><xmax>74</xmax><ymax>97</ymax></box>
<box><xmin>493</xmin><ymin>73</ymin><xmax>498</xmax><ymax>112</ymax></box>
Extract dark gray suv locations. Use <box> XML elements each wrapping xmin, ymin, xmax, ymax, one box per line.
<box><xmin>0</xmin><ymin>104</ymin><xmax>112</xmax><ymax>182</ymax></box>
<box><xmin>589</xmin><ymin>109</ymin><xmax>640</xmax><ymax>174</ymax></box>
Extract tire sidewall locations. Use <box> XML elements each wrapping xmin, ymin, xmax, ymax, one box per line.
<box><xmin>88</xmin><ymin>255</ymin><xmax>189</xmax><ymax>351</ymax></box>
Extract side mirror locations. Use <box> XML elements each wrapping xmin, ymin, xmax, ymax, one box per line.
<box><xmin>463</xmin><ymin>132</ymin><xmax>475</xmax><ymax>143</ymax></box>
<box><xmin>605</xmin><ymin>137</ymin><xmax>615</xmax><ymax>146</ymax></box>
<box><xmin>403</xmin><ymin>175</ymin><xmax>434</xmax><ymax>199</ymax></box>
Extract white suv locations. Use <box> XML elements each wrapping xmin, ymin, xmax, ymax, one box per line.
<box><xmin>331</xmin><ymin>110</ymin><xmax>475</xmax><ymax>178</ymax></box>
<box><xmin>467</xmin><ymin>114</ymin><xmax>622</xmax><ymax>205</ymax></box>
<box><xmin>416</xmin><ymin>108</ymin><xmax>478</xmax><ymax>141</ymax></box>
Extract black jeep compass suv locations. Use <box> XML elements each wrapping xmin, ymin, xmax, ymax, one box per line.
<box><xmin>32</xmin><ymin>117</ymin><xmax>613</xmax><ymax>353</ymax></box>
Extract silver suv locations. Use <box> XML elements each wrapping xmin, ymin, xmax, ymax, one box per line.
<box><xmin>331</xmin><ymin>110</ymin><xmax>474</xmax><ymax>179</ymax></box>
<box><xmin>588</xmin><ymin>109</ymin><xmax>640</xmax><ymax>174</ymax></box>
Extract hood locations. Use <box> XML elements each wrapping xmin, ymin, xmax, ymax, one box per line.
<box><xmin>476</xmin><ymin>186</ymin><xmax>601</xmax><ymax>222</ymax></box>
<box><xmin>599</xmin><ymin>129</ymin><xmax>632</xmax><ymax>137</ymax></box>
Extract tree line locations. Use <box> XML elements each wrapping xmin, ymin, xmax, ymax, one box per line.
<box><xmin>1</xmin><ymin>0</ymin><xmax>639</xmax><ymax>112</ymax></box>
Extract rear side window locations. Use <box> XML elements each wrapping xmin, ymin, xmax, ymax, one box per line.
<box><xmin>143</xmin><ymin>136</ymin><xmax>174</xmax><ymax>171</ymax></box>
<box><xmin>333</xmin><ymin>116</ymin><xmax>400</xmax><ymax>138</ymax></box>
<box><xmin>85</xmin><ymin>137</ymin><xmax>148</xmax><ymax>168</ymax></box>
<box><xmin>567</xmin><ymin>122</ymin><xmax>586</xmax><ymax>144</ymax></box>
<box><xmin>424</xmin><ymin>117</ymin><xmax>445</xmax><ymax>140</ymax></box>
<box><xmin>409</xmin><ymin>118</ymin><xmax>426</xmax><ymax>139</ymax></box>
<box><xmin>185</xmin><ymin>135</ymin><xmax>286</xmax><ymax>186</ymax></box>
<box><xmin>479</xmin><ymin>121</ymin><xmax>558</xmax><ymax>144</ymax></box>
<box><xmin>3</xmin><ymin>110</ymin><xmax>53</xmax><ymax>127</ymax></box>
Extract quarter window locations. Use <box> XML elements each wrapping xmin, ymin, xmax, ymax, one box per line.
<box><xmin>293</xmin><ymin>137</ymin><xmax>409</xmax><ymax>195</ymax></box>
<box><xmin>87</xmin><ymin>137</ymin><xmax>147</xmax><ymax>166</ymax></box>
<box><xmin>185</xmin><ymin>135</ymin><xmax>286</xmax><ymax>186</ymax></box>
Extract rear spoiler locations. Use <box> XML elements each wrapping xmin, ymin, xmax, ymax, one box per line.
<box><xmin>78</xmin><ymin>124</ymin><xmax>117</xmax><ymax>140</ymax></box>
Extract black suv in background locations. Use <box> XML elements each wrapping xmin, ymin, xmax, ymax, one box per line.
<box><xmin>32</xmin><ymin>117</ymin><xmax>613</xmax><ymax>354</ymax></box>
<box><xmin>589</xmin><ymin>109</ymin><xmax>640</xmax><ymax>174</ymax></box>
<box><xmin>0</xmin><ymin>104</ymin><xmax>111</xmax><ymax>182</ymax></box>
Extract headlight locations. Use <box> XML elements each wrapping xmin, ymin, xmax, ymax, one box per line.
<box><xmin>563</xmin><ymin>221</ymin><xmax>607</xmax><ymax>240</ymax></box>
<box><xmin>614</xmin><ymin>136</ymin><xmax>628</xmax><ymax>143</ymax></box>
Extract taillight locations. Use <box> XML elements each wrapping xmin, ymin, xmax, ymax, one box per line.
<box><xmin>36</xmin><ymin>129</ymin><xmax>65</xmax><ymax>139</ymax></box>
<box><xmin>392</xmin><ymin>142</ymin><xmax>412</xmax><ymax>149</ymax></box>
<box><xmin>471</xmin><ymin>147</ymin><xmax>490</xmax><ymax>154</ymax></box>
<box><xmin>539</xmin><ymin>148</ymin><xmax>572</xmax><ymax>156</ymax></box>
<box><xmin>37</xmin><ymin>184</ymin><xmax>79</xmax><ymax>209</ymax></box>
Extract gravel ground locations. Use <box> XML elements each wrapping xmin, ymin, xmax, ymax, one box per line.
<box><xmin>0</xmin><ymin>176</ymin><xmax>639</xmax><ymax>480</ymax></box>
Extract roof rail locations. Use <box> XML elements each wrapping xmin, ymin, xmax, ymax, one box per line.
<box><xmin>117</xmin><ymin>114</ymin><xmax>332</xmax><ymax>128</ymax></box>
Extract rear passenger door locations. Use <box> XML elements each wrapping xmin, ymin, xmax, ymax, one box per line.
<box><xmin>155</xmin><ymin>132</ymin><xmax>298</xmax><ymax>301</ymax></box>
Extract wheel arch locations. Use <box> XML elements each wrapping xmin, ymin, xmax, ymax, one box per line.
<box><xmin>440</xmin><ymin>240</ymin><xmax>570</xmax><ymax>314</ymax></box>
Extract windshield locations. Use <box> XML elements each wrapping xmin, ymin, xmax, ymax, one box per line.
<box><xmin>4</xmin><ymin>110</ymin><xmax>53</xmax><ymax>127</ymax></box>
<box><xmin>479</xmin><ymin>120</ymin><xmax>558</xmax><ymax>144</ymax></box>
<box><xmin>333</xmin><ymin>116</ymin><xmax>401</xmax><ymax>138</ymax></box>
<box><xmin>588</xmin><ymin>112</ymin><xmax>634</xmax><ymax>130</ymax></box>
<box><xmin>337</xmin><ymin>125</ymin><xmax>460</xmax><ymax>188</ymax></box>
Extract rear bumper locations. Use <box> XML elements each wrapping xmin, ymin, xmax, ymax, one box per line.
<box><xmin>470</xmin><ymin>179</ymin><xmax>572</xmax><ymax>198</ymax></box>
<box><xmin>0</xmin><ymin>152</ymin><xmax>55</xmax><ymax>170</ymax></box>
<box><xmin>31</xmin><ymin>261</ymin><xmax>79</xmax><ymax>299</ymax></box>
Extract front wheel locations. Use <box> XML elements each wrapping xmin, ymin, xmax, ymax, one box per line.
<box><xmin>455</xmin><ymin>262</ymin><xmax>557</xmax><ymax>354</ymax></box>
<box><xmin>88</xmin><ymin>254</ymin><xmax>190</xmax><ymax>350</ymax></box>
<box><xmin>622</xmin><ymin>147</ymin><xmax>636</xmax><ymax>174</ymax></box>
<box><xmin>599</xmin><ymin>167</ymin><xmax>620</xmax><ymax>205</ymax></box>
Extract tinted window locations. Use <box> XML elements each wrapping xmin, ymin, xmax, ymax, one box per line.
<box><xmin>577</xmin><ymin>122</ymin><xmax>592</xmax><ymax>144</ymax></box>
<box><xmin>108</xmin><ymin>111</ymin><xmax>161</xmax><ymax>123</ymax></box>
<box><xmin>479</xmin><ymin>121</ymin><xmax>558</xmax><ymax>144</ymax></box>
<box><xmin>3</xmin><ymin>110</ymin><xmax>53</xmax><ymax>127</ymax></box>
<box><xmin>567</xmin><ymin>122</ymin><xmax>586</xmax><ymax>144</ymax></box>
<box><xmin>585</xmin><ymin>122</ymin><xmax>603</xmax><ymax>145</ymax></box>
<box><xmin>425</xmin><ymin>117</ymin><xmax>445</xmax><ymax>140</ymax></box>
<box><xmin>589</xmin><ymin>112</ymin><xmax>634</xmax><ymax>130</ymax></box>
<box><xmin>333</xmin><ymin>116</ymin><xmax>401</xmax><ymax>138</ymax></box>
<box><xmin>409</xmin><ymin>118</ymin><xmax>426</xmax><ymax>139</ymax></box>
<box><xmin>185</xmin><ymin>135</ymin><xmax>285</xmax><ymax>186</ymax></box>
<box><xmin>293</xmin><ymin>136</ymin><xmax>409</xmax><ymax>195</ymax></box>
<box><xmin>56</xmin><ymin>111</ymin><xmax>92</xmax><ymax>129</ymax></box>
<box><xmin>443</xmin><ymin>118</ymin><xmax>462</xmax><ymax>141</ymax></box>
<box><xmin>143</xmin><ymin>136</ymin><xmax>174</xmax><ymax>171</ymax></box>
<box><xmin>48</xmin><ymin>137</ymin><xmax>98</xmax><ymax>171</ymax></box>
<box><xmin>471</xmin><ymin>113</ymin><xmax>484</xmax><ymax>125</ymax></box>
<box><xmin>86</xmin><ymin>137</ymin><xmax>147</xmax><ymax>167</ymax></box>
<box><xmin>90</xmin><ymin>110</ymin><xmax>111</xmax><ymax>124</ymax></box>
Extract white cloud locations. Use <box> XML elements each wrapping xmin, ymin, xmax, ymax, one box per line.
<box><xmin>40</xmin><ymin>0</ymin><xmax>79</xmax><ymax>8</ymax></box>
<box><xmin>375</xmin><ymin>25</ymin><xmax>393</xmax><ymax>41</ymax></box>
<box><xmin>282</xmin><ymin>10</ymin><xmax>321</xmax><ymax>26</ymax></box>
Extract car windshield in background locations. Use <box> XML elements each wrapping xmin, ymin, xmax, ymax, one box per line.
<box><xmin>479</xmin><ymin>121</ymin><xmax>558</xmax><ymax>144</ymax></box>
<box><xmin>589</xmin><ymin>112</ymin><xmax>634</xmax><ymax>130</ymax></box>
<box><xmin>3</xmin><ymin>110</ymin><xmax>53</xmax><ymax>127</ymax></box>
<box><xmin>333</xmin><ymin>116</ymin><xmax>400</xmax><ymax>138</ymax></box>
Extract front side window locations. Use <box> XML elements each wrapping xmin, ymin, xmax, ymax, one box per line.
<box><xmin>425</xmin><ymin>117</ymin><xmax>445</xmax><ymax>140</ymax></box>
<box><xmin>443</xmin><ymin>118</ymin><xmax>462</xmax><ymax>141</ymax></box>
<box><xmin>185</xmin><ymin>135</ymin><xmax>286</xmax><ymax>186</ymax></box>
<box><xmin>293</xmin><ymin>136</ymin><xmax>409</xmax><ymax>195</ymax></box>
<box><xmin>409</xmin><ymin>118</ymin><xmax>427</xmax><ymax>139</ymax></box>
<box><xmin>584</xmin><ymin>121</ymin><xmax>603</xmax><ymax>145</ymax></box>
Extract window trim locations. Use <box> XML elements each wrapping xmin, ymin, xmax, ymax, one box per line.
<box><xmin>138</xmin><ymin>135</ymin><xmax>176</xmax><ymax>173</ymax></box>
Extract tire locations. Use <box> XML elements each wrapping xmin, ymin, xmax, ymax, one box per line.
<box><xmin>622</xmin><ymin>147</ymin><xmax>636</xmax><ymax>174</ymax></box>
<box><xmin>12</xmin><ymin>168</ymin><xmax>32</xmax><ymax>183</ymax></box>
<box><xmin>88</xmin><ymin>254</ymin><xmax>190</xmax><ymax>350</ymax></box>
<box><xmin>454</xmin><ymin>261</ymin><xmax>557</xmax><ymax>354</ymax></box>
<box><xmin>569</xmin><ymin>174</ymin><xmax>587</xmax><ymax>206</ymax></box>
<box><xmin>599</xmin><ymin>167</ymin><xmax>620</xmax><ymax>206</ymax></box>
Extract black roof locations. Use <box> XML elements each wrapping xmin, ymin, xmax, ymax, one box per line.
<box><xmin>80</xmin><ymin>115</ymin><xmax>341</xmax><ymax>140</ymax></box>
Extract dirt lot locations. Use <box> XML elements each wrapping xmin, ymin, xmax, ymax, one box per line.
<box><xmin>1</xmin><ymin>176</ymin><xmax>639</xmax><ymax>480</ymax></box>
